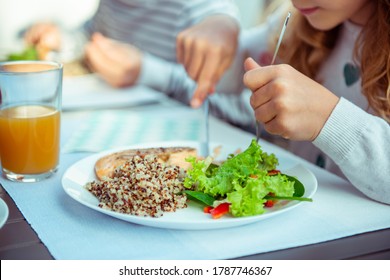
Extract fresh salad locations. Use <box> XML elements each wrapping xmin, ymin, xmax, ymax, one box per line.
<box><xmin>183</xmin><ymin>139</ymin><xmax>312</xmax><ymax>219</ymax></box>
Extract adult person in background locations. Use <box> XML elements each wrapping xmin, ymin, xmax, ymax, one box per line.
<box><xmin>25</xmin><ymin>0</ymin><xmax>240</xmax><ymax>107</ymax></box>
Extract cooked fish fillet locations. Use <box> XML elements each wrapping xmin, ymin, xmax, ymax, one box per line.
<box><xmin>94</xmin><ymin>146</ymin><xmax>197</xmax><ymax>180</ymax></box>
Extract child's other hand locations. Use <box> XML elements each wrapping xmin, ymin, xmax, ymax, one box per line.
<box><xmin>243</xmin><ymin>58</ymin><xmax>339</xmax><ymax>141</ymax></box>
<box><xmin>177</xmin><ymin>15</ymin><xmax>239</xmax><ymax>108</ymax></box>
<box><xmin>84</xmin><ymin>33</ymin><xmax>142</xmax><ymax>88</ymax></box>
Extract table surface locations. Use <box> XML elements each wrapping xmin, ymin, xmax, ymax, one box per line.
<box><xmin>1</xmin><ymin>183</ymin><xmax>389</xmax><ymax>260</ymax></box>
<box><xmin>1</xmin><ymin>78</ymin><xmax>389</xmax><ymax>260</ymax></box>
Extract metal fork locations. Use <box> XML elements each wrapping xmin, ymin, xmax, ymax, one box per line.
<box><xmin>256</xmin><ymin>12</ymin><xmax>291</xmax><ymax>142</ymax></box>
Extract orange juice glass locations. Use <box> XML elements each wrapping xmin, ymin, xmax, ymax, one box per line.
<box><xmin>0</xmin><ymin>61</ymin><xmax>63</xmax><ymax>182</ymax></box>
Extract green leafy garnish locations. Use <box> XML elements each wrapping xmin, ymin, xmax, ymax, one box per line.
<box><xmin>284</xmin><ymin>174</ymin><xmax>305</xmax><ymax>197</ymax></box>
<box><xmin>7</xmin><ymin>46</ymin><xmax>39</xmax><ymax>61</ymax></box>
<box><xmin>183</xmin><ymin>190</ymin><xmax>215</xmax><ymax>206</ymax></box>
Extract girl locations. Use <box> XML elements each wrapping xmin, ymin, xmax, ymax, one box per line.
<box><xmin>243</xmin><ymin>0</ymin><xmax>390</xmax><ymax>204</ymax></box>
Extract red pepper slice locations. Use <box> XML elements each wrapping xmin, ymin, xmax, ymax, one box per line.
<box><xmin>210</xmin><ymin>202</ymin><xmax>230</xmax><ymax>219</ymax></box>
<box><xmin>264</xmin><ymin>200</ymin><xmax>275</xmax><ymax>208</ymax></box>
<box><xmin>203</xmin><ymin>206</ymin><xmax>213</xmax><ymax>213</ymax></box>
<box><xmin>267</xmin><ymin>170</ymin><xmax>281</xmax><ymax>176</ymax></box>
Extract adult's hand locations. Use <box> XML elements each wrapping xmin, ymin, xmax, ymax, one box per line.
<box><xmin>177</xmin><ymin>15</ymin><xmax>239</xmax><ymax>108</ymax></box>
<box><xmin>24</xmin><ymin>22</ymin><xmax>61</xmax><ymax>58</ymax></box>
<box><xmin>84</xmin><ymin>33</ymin><xmax>142</xmax><ymax>88</ymax></box>
<box><xmin>25</xmin><ymin>22</ymin><xmax>61</xmax><ymax>49</ymax></box>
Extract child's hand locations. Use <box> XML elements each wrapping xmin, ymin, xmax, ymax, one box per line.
<box><xmin>84</xmin><ymin>33</ymin><xmax>142</xmax><ymax>88</ymax></box>
<box><xmin>243</xmin><ymin>58</ymin><xmax>339</xmax><ymax>141</ymax></box>
<box><xmin>177</xmin><ymin>15</ymin><xmax>239</xmax><ymax>108</ymax></box>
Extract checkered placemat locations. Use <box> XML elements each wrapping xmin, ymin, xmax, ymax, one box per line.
<box><xmin>62</xmin><ymin>109</ymin><xmax>202</xmax><ymax>153</ymax></box>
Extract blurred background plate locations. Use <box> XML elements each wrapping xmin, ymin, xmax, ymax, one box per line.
<box><xmin>0</xmin><ymin>197</ymin><xmax>9</xmax><ymax>229</ymax></box>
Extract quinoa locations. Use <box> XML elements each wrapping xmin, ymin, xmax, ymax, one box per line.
<box><xmin>85</xmin><ymin>154</ymin><xmax>188</xmax><ymax>217</ymax></box>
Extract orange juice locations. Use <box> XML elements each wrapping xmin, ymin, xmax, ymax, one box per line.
<box><xmin>0</xmin><ymin>105</ymin><xmax>60</xmax><ymax>174</ymax></box>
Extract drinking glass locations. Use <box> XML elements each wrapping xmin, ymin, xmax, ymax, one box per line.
<box><xmin>0</xmin><ymin>61</ymin><xmax>63</xmax><ymax>182</ymax></box>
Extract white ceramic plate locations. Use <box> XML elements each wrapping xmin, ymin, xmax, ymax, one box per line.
<box><xmin>0</xmin><ymin>197</ymin><xmax>9</xmax><ymax>229</ymax></box>
<box><xmin>62</xmin><ymin>141</ymin><xmax>317</xmax><ymax>230</ymax></box>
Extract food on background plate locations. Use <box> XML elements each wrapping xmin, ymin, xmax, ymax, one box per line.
<box><xmin>94</xmin><ymin>146</ymin><xmax>196</xmax><ymax>180</ymax></box>
<box><xmin>5</xmin><ymin>46</ymin><xmax>40</xmax><ymax>61</ymax></box>
<box><xmin>85</xmin><ymin>140</ymin><xmax>312</xmax><ymax>219</ymax></box>
<box><xmin>4</xmin><ymin>46</ymin><xmax>90</xmax><ymax>76</ymax></box>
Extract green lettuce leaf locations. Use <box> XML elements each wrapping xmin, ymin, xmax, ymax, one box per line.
<box><xmin>184</xmin><ymin>139</ymin><xmax>295</xmax><ymax>216</ymax></box>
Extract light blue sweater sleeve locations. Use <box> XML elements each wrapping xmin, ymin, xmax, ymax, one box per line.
<box><xmin>137</xmin><ymin>51</ymin><xmax>256</xmax><ymax>130</ymax></box>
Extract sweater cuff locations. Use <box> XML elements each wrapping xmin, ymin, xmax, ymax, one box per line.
<box><xmin>137</xmin><ymin>53</ymin><xmax>173</xmax><ymax>93</ymax></box>
<box><xmin>313</xmin><ymin>97</ymin><xmax>368</xmax><ymax>164</ymax></box>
